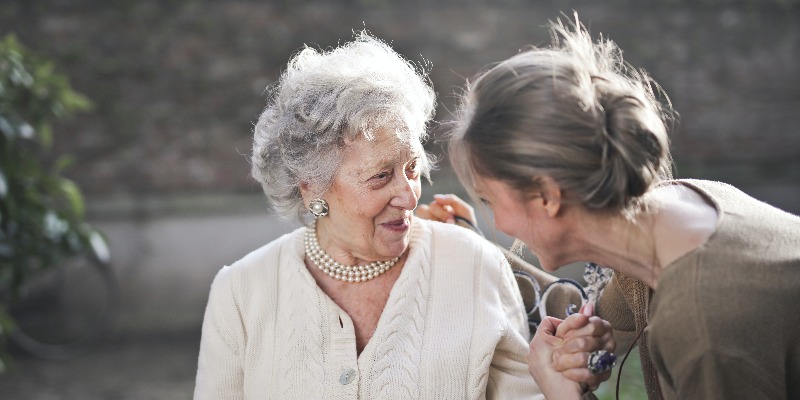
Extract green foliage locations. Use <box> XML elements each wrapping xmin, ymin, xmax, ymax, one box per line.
<box><xmin>0</xmin><ymin>33</ymin><xmax>108</xmax><ymax>371</ymax></box>
<box><xmin>595</xmin><ymin>347</ymin><xmax>647</xmax><ymax>400</ymax></box>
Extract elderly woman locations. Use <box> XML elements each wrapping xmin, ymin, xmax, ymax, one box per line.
<box><xmin>441</xmin><ymin>16</ymin><xmax>800</xmax><ymax>400</ymax></box>
<box><xmin>193</xmin><ymin>33</ymin><xmax>612</xmax><ymax>399</ymax></box>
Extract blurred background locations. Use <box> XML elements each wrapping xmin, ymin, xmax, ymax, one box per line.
<box><xmin>0</xmin><ymin>0</ymin><xmax>798</xmax><ymax>399</ymax></box>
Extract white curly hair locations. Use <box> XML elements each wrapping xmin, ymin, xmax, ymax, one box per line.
<box><xmin>251</xmin><ymin>31</ymin><xmax>437</xmax><ymax>222</ymax></box>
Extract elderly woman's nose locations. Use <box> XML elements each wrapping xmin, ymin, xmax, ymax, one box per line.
<box><xmin>390</xmin><ymin>176</ymin><xmax>419</xmax><ymax>210</ymax></box>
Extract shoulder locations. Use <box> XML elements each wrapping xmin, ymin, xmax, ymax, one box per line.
<box><xmin>672</xmin><ymin>179</ymin><xmax>798</xmax><ymax>219</ymax></box>
<box><xmin>414</xmin><ymin>218</ymin><xmax>511</xmax><ymax>290</ymax></box>
<box><xmin>669</xmin><ymin>179</ymin><xmax>800</xmax><ymax>241</ymax></box>
<box><xmin>421</xmin><ymin>217</ymin><xmax>499</xmax><ymax>254</ymax></box>
<box><xmin>415</xmin><ymin>220</ymin><xmax>529</xmax><ymax>339</ymax></box>
<box><xmin>676</xmin><ymin>178</ymin><xmax>736</xmax><ymax>193</ymax></box>
<box><xmin>656</xmin><ymin>179</ymin><xmax>740</xmax><ymax>209</ymax></box>
<box><xmin>419</xmin><ymin>219</ymin><xmax>509</xmax><ymax>278</ymax></box>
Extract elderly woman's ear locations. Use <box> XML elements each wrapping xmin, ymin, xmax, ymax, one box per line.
<box><xmin>300</xmin><ymin>181</ymin><xmax>331</xmax><ymax>218</ymax></box>
<box><xmin>299</xmin><ymin>181</ymin><xmax>311</xmax><ymax>204</ymax></box>
<box><xmin>299</xmin><ymin>181</ymin><xmax>319</xmax><ymax>206</ymax></box>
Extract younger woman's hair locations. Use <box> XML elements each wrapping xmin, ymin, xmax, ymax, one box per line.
<box><xmin>448</xmin><ymin>15</ymin><xmax>674</xmax><ymax>215</ymax></box>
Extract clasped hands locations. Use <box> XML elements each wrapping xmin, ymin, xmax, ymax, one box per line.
<box><xmin>418</xmin><ymin>194</ymin><xmax>616</xmax><ymax>397</ymax></box>
<box><xmin>530</xmin><ymin>302</ymin><xmax>615</xmax><ymax>398</ymax></box>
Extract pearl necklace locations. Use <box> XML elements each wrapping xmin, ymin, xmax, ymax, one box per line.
<box><xmin>304</xmin><ymin>220</ymin><xmax>400</xmax><ymax>283</ymax></box>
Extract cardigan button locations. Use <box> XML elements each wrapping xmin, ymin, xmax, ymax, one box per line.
<box><xmin>339</xmin><ymin>368</ymin><xmax>356</xmax><ymax>385</ymax></box>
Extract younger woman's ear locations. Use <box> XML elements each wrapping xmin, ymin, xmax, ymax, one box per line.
<box><xmin>537</xmin><ymin>176</ymin><xmax>562</xmax><ymax>218</ymax></box>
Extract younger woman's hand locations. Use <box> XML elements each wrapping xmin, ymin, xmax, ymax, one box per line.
<box><xmin>552</xmin><ymin>302</ymin><xmax>616</xmax><ymax>391</ymax></box>
<box><xmin>416</xmin><ymin>194</ymin><xmax>477</xmax><ymax>226</ymax></box>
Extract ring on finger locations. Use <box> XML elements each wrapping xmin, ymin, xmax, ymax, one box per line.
<box><xmin>587</xmin><ymin>350</ymin><xmax>616</xmax><ymax>375</ymax></box>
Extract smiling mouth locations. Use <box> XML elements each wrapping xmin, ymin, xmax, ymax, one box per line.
<box><xmin>382</xmin><ymin>218</ymin><xmax>410</xmax><ymax>229</ymax></box>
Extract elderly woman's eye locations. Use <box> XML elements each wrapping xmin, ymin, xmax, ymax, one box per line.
<box><xmin>479</xmin><ymin>197</ymin><xmax>490</xmax><ymax>206</ymax></box>
<box><xmin>406</xmin><ymin>159</ymin><xmax>421</xmax><ymax>178</ymax></box>
<box><xmin>372</xmin><ymin>171</ymin><xmax>391</xmax><ymax>180</ymax></box>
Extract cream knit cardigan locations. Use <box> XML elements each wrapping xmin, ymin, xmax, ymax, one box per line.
<box><xmin>194</xmin><ymin>219</ymin><xmax>543</xmax><ymax>399</ymax></box>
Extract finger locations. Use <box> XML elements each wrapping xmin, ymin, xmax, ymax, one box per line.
<box><xmin>531</xmin><ymin>317</ymin><xmax>566</xmax><ymax>357</ymax></box>
<box><xmin>529</xmin><ymin>317</ymin><xmax>566</xmax><ymax>369</ymax></box>
<box><xmin>554</xmin><ymin>334</ymin><xmax>616</xmax><ymax>371</ymax></box>
<box><xmin>415</xmin><ymin>204</ymin><xmax>433</xmax><ymax>220</ymax></box>
<box><xmin>441</xmin><ymin>205</ymin><xmax>456</xmax><ymax>223</ymax></box>
<box><xmin>563</xmin><ymin>316</ymin><xmax>611</xmax><ymax>339</ymax></box>
<box><xmin>555</xmin><ymin>312</ymin><xmax>590</xmax><ymax>338</ymax></box>
<box><xmin>580</xmin><ymin>301</ymin><xmax>594</xmax><ymax>317</ymax></box>
<box><xmin>558</xmin><ymin>336</ymin><xmax>605</xmax><ymax>355</ymax></box>
<box><xmin>425</xmin><ymin>202</ymin><xmax>456</xmax><ymax>223</ymax></box>
<box><xmin>433</xmin><ymin>194</ymin><xmax>476</xmax><ymax>223</ymax></box>
<box><xmin>537</xmin><ymin>316</ymin><xmax>563</xmax><ymax>336</ymax></box>
<box><xmin>579</xmin><ymin>381</ymin><xmax>599</xmax><ymax>394</ymax></box>
<box><xmin>601</xmin><ymin>331</ymin><xmax>616</xmax><ymax>352</ymax></box>
<box><xmin>433</xmin><ymin>193</ymin><xmax>471</xmax><ymax>212</ymax></box>
<box><xmin>552</xmin><ymin>350</ymin><xmax>591</xmax><ymax>372</ymax></box>
<box><xmin>571</xmin><ymin>333</ymin><xmax>615</xmax><ymax>354</ymax></box>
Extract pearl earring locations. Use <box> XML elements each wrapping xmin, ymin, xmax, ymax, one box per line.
<box><xmin>308</xmin><ymin>198</ymin><xmax>329</xmax><ymax>217</ymax></box>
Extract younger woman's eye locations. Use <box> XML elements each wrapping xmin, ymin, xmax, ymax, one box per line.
<box><xmin>479</xmin><ymin>197</ymin><xmax>490</xmax><ymax>206</ymax></box>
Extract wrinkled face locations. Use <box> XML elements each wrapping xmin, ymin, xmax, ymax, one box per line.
<box><xmin>313</xmin><ymin>127</ymin><xmax>422</xmax><ymax>263</ymax></box>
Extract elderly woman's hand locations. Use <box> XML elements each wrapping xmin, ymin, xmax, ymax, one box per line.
<box><xmin>528</xmin><ymin>316</ymin><xmax>586</xmax><ymax>399</ymax></box>
<box><xmin>416</xmin><ymin>194</ymin><xmax>477</xmax><ymax>226</ymax></box>
<box><xmin>528</xmin><ymin>302</ymin><xmax>616</xmax><ymax>397</ymax></box>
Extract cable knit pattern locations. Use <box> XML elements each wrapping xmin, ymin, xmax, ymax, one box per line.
<box><xmin>275</xmin><ymin>255</ymin><xmax>325</xmax><ymax>398</ymax></box>
<box><xmin>366</xmin><ymin>221</ymin><xmax>428</xmax><ymax>399</ymax></box>
<box><xmin>194</xmin><ymin>218</ymin><xmax>543</xmax><ymax>399</ymax></box>
<box><xmin>471</xmin><ymin>348</ymin><xmax>495</xmax><ymax>399</ymax></box>
<box><xmin>468</xmin><ymin>243</ymin><xmax>495</xmax><ymax>400</ymax></box>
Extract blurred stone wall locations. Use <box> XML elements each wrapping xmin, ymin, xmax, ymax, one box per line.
<box><xmin>2</xmin><ymin>0</ymin><xmax>798</xmax><ymax>211</ymax></box>
<box><xmin>2</xmin><ymin>0</ymin><xmax>799</xmax><ymax>334</ymax></box>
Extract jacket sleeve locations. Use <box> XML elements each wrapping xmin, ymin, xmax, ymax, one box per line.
<box><xmin>595</xmin><ymin>275</ymin><xmax>638</xmax><ymax>354</ymax></box>
<box><xmin>194</xmin><ymin>266</ymin><xmax>245</xmax><ymax>400</ymax></box>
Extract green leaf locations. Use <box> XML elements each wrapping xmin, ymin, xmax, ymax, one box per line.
<box><xmin>35</xmin><ymin>122</ymin><xmax>50</xmax><ymax>147</ymax></box>
<box><xmin>58</xmin><ymin>178</ymin><xmax>85</xmax><ymax>218</ymax></box>
<box><xmin>54</xmin><ymin>155</ymin><xmax>74</xmax><ymax>173</ymax></box>
<box><xmin>0</xmin><ymin>31</ymin><xmax>101</xmax><ymax>366</ymax></box>
<box><xmin>62</xmin><ymin>91</ymin><xmax>92</xmax><ymax>112</ymax></box>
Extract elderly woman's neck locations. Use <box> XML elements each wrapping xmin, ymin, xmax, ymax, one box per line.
<box><xmin>315</xmin><ymin>219</ymin><xmax>364</xmax><ymax>266</ymax></box>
